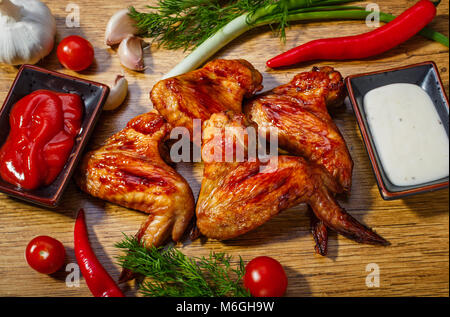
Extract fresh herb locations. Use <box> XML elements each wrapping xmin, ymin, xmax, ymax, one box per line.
<box><xmin>129</xmin><ymin>0</ymin><xmax>278</xmax><ymax>51</ymax></box>
<box><xmin>115</xmin><ymin>235</ymin><xmax>251</xmax><ymax>297</ymax></box>
<box><xmin>129</xmin><ymin>0</ymin><xmax>448</xmax><ymax>78</ymax></box>
<box><xmin>129</xmin><ymin>0</ymin><xmax>362</xmax><ymax>51</ymax></box>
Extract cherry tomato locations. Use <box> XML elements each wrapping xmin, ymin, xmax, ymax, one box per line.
<box><xmin>57</xmin><ymin>35</ymin><xmax>94</xmax><ymax>71</ymax></box>
<box><xmin>243</xmin><ymin>256</ymin><xmax>288</xmax><ymax>297</ymax></box>
<box><xmin>25</xmin><ymin>236</ymin><xmax>66</xmax><ymax>274</ymax></box>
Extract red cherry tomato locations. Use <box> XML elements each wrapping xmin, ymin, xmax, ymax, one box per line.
<box><xmin>243</xmin><ymin>256</ymin><xmax>288</xmax><ymax>297</ymax></box>
<box><xmin>57</xmin><ymin>35</ymin><xmax>94</xmax><ymax>71</ymax></box>
<box><xmin>25</xmin><ymin>236</ymin><xmax>66</xmax><ymax>274</ymax></box>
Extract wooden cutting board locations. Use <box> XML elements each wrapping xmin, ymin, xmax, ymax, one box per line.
<box><xmin>0</xmin><ymin>0</ymin><xmax>448</xmax><ymax>297</ymax></box>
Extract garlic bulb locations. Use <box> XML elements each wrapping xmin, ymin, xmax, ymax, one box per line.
<box><xmin>105</xmin><ymin>9</ymin><xmax>139</xmax><ymax>46</ymax></box>
<box><xmin>0</xmin><ymin>0</ymin><xmax>56</xmax><ymax>65</ymax></box>
<box><xmin>117</xmin><ymin>35</ymin><xmax>145</xmax><ymax>71</ymax></box>
<box><xmin>103</xmin><ymin>75</ymin><xmax>128</xmax><ymax>111</ymax></box>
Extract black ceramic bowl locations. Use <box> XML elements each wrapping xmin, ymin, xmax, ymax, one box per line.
<box><xmin>0</xmin><ymin>65</ymin><xmax>109</xmax><ymax>207</ymax></box>
<box><xmin>346</xmin><ymin>61</ymin><xmax>449</xmax><ymax>200</ymax></box>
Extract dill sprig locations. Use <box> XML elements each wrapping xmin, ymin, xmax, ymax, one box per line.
<box><xmin>115</xmin><ymin>235</ymin><xmax>251</xmax><ymax>297</ymax></box>
<box><xmin>129</xmin><ymin>0</ymin><xmax>278</xmax><ymax>50</ymax></box>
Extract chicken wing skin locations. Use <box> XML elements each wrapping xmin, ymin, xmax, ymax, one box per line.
<box><xmin>75</xmin><ymin>111</ymin><xmax>195</xmax><ymax>249</ymax></box>
<box><xmin>196</xmin><ymin>112</ymin><xmax>387</xmax><ymax>246</ymax></box>
<box><xmin>310</xmin><ymin>208</ymin><xmax>328</xmax><ymax>256</ymax></box>
<box><xmin>151</xmin><ymin>59</ymin><xmax>263</xmax><ymax>139</ymax></box>
<box><xmin>244</xmin><ymin>66</ymin><xmax>352</xmax><ymax>192</ymax></box>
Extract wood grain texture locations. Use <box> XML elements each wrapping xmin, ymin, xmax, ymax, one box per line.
<box><xmin>0</xmin><ymin>0</ymin><xmax>448</xmax><ymax>297</ymax></box>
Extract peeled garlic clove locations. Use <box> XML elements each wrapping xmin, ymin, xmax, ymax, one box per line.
<box><xmin>105</xmin><ymin>9</ymin><xmax>139</xmax><ymax>46</ymax></box>
<box><xmin>118</xmin><ymin>35</ymin><xmax>145</xmax><ymax>71</ymax></box>
<box><xmin>103</xmin><ymin>75</ymin><xmax>128</xmax><ymax>111</ymax></box>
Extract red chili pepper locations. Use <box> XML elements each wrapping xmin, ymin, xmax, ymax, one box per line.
<box><xmin>0</xmin><ymin>90</ymin><xmax>83</xmax><ymax>190</ymax></box>
<box><xmin>74</xmin><ymin>209</ymin><xmax>125</xmax><ymax>297</ymax></box>
<box><xmin>267</xmin><ymin>0</ymin><xmax>438</xmax><ymax>68</ymax></box>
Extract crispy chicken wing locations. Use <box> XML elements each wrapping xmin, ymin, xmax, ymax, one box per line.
<box><xmin>196</xmin><ymin>112</ymin><xmax>387</xmax><ymax>246</ymax></box>
<box><xmin>244</xmin><ymin>67</ymin><xmax>352</xmax><ymax>254</ymax></box>
<box><xmin>151</xmin><ymin>59</ymin><xmax>263</xmax><ymax>139</ymax></box>
<box><xmin>244</xmin><ymin>66</ymin><xmax>352</xmax><ymax>192</ymax></box>
<box><xmin>75</xmin><ymin>111</ymin><xmax>195</xmax><ymax>249</ymax></box>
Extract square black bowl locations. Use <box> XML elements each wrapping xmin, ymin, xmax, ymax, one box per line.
<box><xmin>346</xmin><ymin>61</ymin><xmax>449</xmax><ymax>200</ymax></box>
<box><xmin>0</xmin><ymin>65</ymin><xmax>109</xmax><ymax>207</ymax></box>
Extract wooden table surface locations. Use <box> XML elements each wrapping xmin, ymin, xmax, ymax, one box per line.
<box><xmin>0</xmin><ymin>0</ymin><xmax>448</xmax><ymax>297</ymax></box>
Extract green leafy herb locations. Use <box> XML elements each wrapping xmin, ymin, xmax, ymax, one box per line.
<box><xmin>115</xmin><ymin>235</ymin><xmax>251</xmax><ymax>297</ymax></box>
<box><xmin>129</xmin><ymin>0</ymin><xmax>278</xmax><ymax>51</ymax></box>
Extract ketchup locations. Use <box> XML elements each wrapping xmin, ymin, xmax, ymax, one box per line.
<box><xmin>0</xmin><ymin>90</ymin><xmax>83</xmax><ymax>190</ymax></box>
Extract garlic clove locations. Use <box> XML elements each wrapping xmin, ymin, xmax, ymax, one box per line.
<box><xmin>105</xmin><ymin>9</ymin><xmax>139</xmax><ymax>46</ymax></box>
<box><xmin>118</xmin><ymin>35</ymin><xmax>145</xmax><ymax>71</ymax></box>
<box><xmin>103</xmin><ymin>75</ymin><xmax>128</xmax><ymax>111</ymax></box>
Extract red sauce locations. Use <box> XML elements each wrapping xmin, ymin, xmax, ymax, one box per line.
<box><xmin>0</xmin><ymin>90</ymin><xmax>83</xmax><ymax>190</ymax></box>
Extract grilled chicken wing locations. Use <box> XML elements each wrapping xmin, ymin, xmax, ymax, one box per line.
<box><xmin>75</xmin><ymin>110</ymin><xmax>195</xmax><ymax>250</ymax></box>
<box><xmin>244</xmin><ymin>66</ymin><xmax>352</xmax><ymax>192</ymax></box>
<box><xmin>151</xmin><ymin>59</ymin><xmax>263</xmax><ymax>139</ymax></box>
<box><xmin>196</xmin><ymin>112</ymin><xmax>387</xmax><ymax>246</ymax></box>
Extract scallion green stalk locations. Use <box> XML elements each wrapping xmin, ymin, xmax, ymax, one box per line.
<box><xmin>162</xmin><ymin>13</ymin><xmax>252</xmax><ymax>78</ymax></box>
<box><xmin>162</xmin><ymin>2</ymin><xmax>448</xmax><ymax>78</ymax></box>
<box><xmin>274</xmin><ymin>9</ymin><xmax>449</xmax><ymax>47</ymax></box>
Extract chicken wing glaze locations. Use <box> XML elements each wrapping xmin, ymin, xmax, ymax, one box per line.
<box><xmin>151</xmin><ymin>59</ymin><xmax>263</xmax><ymax>139</ymax></box>
<box><xmin>196</xmin><ymin>112</ymin><xmax>387</xmax><ymax>246</ymax></box>
<box><xmin>310</xmin><ymin>208</ymin><xmax>328</xmax><ymax>256</ymax></box>
<box><xmin>75</xmin><ymin>111</ymin><xmax>195</xmax><ymax>249</ymax></box>
<box><xmin>244</xmin><ymin>66</ymin><xmax>353</xmax><ymax>192</ymax></box>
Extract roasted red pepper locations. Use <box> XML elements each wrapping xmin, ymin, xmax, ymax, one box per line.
<box><xmin>74</xmin><ymin>209</ymin><xmax>125</xmax><ymax>297</ymax></box>
<box><xmin>267</xmin><ymin>0</ymin><xmax>438</xmax><ymax>68</ymax></box>
<box><xmin>0</xmin><ymin>90</ymin><xmax>83</xmax><ymax>190</ymax></box>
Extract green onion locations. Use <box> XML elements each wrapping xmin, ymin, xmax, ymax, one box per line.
<box><xmin>161</xmin><ymin>0</ymin><xmax>360</xmax><ymax>78</ymax></box>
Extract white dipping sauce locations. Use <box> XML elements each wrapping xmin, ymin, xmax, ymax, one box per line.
<box><xmin>364</xmin><ymin>83</ymin><xmax>449</xmax><ymax>187</ymax></box>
